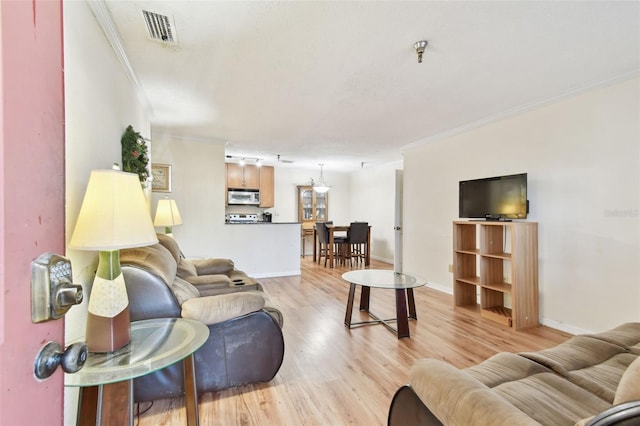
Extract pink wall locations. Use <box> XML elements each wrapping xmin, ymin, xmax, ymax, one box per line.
<box><xmin>1</xmin><ymin>0</ymin><xmax>66</xmax><ymax>424</ymax></box>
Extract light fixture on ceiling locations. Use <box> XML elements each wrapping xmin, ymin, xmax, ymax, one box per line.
<box><xmin>226</xmin><ymin>155</ymin><xmax>263</xmax><ymax>167</ymax></box>
<box><xmin>277</xmin><ymin>154</ymin><xmax>294</xmax><ymax>164</ymax></box>
<box><xmin>414</xmin><ymin>40</ymin><xmax>428</xmax><ymax>63</ymax></box>
<box><xmin>313</xmin><ymin>163</ymin><xmax>330</xmax><ymax>193</ymax></box>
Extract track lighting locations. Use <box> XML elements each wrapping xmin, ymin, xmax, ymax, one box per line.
<box><xmin>225</xmin><ymin>155</ymin><xmax>263</xmax><ymax>167</ymax></box>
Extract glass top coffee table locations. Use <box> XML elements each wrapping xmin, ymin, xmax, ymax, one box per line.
<box><xmin>66</xmin><ymin>318</ymin><xmax>209</xmax><ymax>425</ymax></box>
<box><xmin>342</xmin><ymin>269</ymin><xmax>427</xmax><ymax>339</ymax></box>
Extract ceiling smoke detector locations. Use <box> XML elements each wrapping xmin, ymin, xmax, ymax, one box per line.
<box><xmin>142</xmin><ymin>10</ymin><xmax>177</xmax><ymax>44</ymax></box>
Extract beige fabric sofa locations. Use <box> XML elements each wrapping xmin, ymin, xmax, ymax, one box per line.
<box><xmin>388</xmin><ymin>323</ymin><xmax>640</xmax><ymax>425</ymax></box>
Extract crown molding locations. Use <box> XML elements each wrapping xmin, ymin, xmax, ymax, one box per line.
<box><xmin>87</xmin><ymin>0</ymin><xmax>153</xmax><ymax>115</ymax></box>
<box><xmin>402</xmin><ymin>70</ymin><xmax>639</xmax><ymax>154</ymax></box>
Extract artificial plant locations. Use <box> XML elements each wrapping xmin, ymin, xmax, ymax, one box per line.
<box><xmin>121</xmin><ymin>125</ymin><xmax>149</xmax><ymax>186</ymax></box>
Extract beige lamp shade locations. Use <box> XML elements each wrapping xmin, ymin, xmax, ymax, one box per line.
<box><xmin>69</xmin><ymin>170</ymin><xmax>158</xmax><ymax>250</ymax></box>
<box><xmin>154</xmin><ymin>199</ymin><xmax>183</xmax><ymax>227</ymax></box>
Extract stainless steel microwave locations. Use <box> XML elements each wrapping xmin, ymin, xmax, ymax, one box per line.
<box><xmin>228</xmin><ymin>190</ymin><xmax>260</xmax><ymax>205</ymax></box>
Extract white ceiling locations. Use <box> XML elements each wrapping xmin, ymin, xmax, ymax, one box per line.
<box><xmin>103</xmin><ymin>1</ymin><xmax>639</xmax><ymax>171</ymax></box>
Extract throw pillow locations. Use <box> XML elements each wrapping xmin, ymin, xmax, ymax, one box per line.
<box><xmin>181</xmin><ymin>292</ymin><xmax>265</xmax><ymax>325</ymax></box>
<box><xmin>613</xmin><ymin>356</ymin><xmax>640</xmax><ymax>405</ymax></box>
<box><xmin>171</xmin><ymin>276</ymin><xmax>200</xmax><ymax>305</ymax></box>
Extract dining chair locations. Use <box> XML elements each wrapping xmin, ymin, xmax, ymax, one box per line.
<box><xmin>315</xmin><ymin>222</ymin><xmax>331</xmax><ymax>266</ymax></box>
<box><xmin>347</xmin><ymin>222</ymin><xmax>369</xmax><ymax>265</ymax></box>
<box><xmin>316</xmin><ymin>221</ymin><xmax>348</xmax><ymax>267</ymax></box>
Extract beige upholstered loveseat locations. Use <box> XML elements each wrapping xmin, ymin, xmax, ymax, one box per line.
<box><xmin>388</xmin><ymin>323</ymin><xmax>640</xmax><ymax>425</ymax></box>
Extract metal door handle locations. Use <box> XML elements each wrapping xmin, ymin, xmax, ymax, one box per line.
<box><xmin>34</xmin><ymin>341</ymin><xmax>88</xmax><ymax>380</ymax></box>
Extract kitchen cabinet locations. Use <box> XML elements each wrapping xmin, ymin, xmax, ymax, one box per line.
<box><xmin>259</xmin><ymin>166</ymin><xmax>274</xmax><ymax>208</ymax></box>
<box><xmin>297</xmin><ymin>185</ymin><xmax>328</xmax><ymax>224</ymax></box>
<box><xmin>226</xmin><ymin>163</ymin><xmax>260</xmax><ymax>189</ymax></box>
<box><xmin>225</xmin><ymin>163</ymin><xmax>275</xmax><ymax>207</ymax></box>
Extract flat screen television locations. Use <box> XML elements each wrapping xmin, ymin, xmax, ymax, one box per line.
<box><xmin>459</xmin><ymin>173</ymin><xmax>528</xmax><ymax>220</ymax></box>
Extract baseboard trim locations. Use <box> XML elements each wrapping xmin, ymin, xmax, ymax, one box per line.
<box><xmin>423</xmin><ymin>282</ymin><xmax>592</xmax><ymax>336</ymax></box>
<box><xmin>251</xmin><ymin>270</ymin><xmax>301</xmax><ymax>279</ymax></box>
<box><xmin>540</xmin><ymin>319</ymin><xmax>593</xmax><ymax>336</ymax></box>
<box><xmin>371</xmin><ymin>255</ymin><xmax>394</xmax><ymax>264</ymax></box>
<box><xmin>426</xmin><ymin>281</ymin><xmax>452</xmax><ymax>295</ymax></box>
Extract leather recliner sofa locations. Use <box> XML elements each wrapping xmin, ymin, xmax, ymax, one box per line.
<box><xmin>120</xmin><ymin>233</ymin><xmax>285</xmax><ymax>402</ymax></box>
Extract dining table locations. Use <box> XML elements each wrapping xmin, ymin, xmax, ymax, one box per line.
<box><xmin>312</xmin><ymin>224</ymin><xmax>371</xmax><ymax>268</ymax></box>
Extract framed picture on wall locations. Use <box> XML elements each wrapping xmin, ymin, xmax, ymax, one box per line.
<box><xmin>151</xmin><ymin>163</ymin><xmax>172</xmax><ymax>192</ymax></box>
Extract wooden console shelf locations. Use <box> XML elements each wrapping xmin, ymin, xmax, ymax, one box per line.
<box><xmin>453</xmin><ymin>221</ymin><xmax>539</xmax><ymax>330</ymax></box>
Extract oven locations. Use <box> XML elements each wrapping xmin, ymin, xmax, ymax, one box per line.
<box><xmin>225</xmin><ymin>214</ymin><xmax>259</xmax><ymax>223</ymax></box>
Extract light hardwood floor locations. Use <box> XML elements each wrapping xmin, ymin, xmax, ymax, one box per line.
<box><xmin>137</xmin><ymin>257</ymin><xmax>571</xmax><ymax>425</ymax></box>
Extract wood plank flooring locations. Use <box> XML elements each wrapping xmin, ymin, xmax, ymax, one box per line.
<box><xmin>136</xmin><ymin>257</ymin><xmax>571</xmax><ymax>425</ymax></box>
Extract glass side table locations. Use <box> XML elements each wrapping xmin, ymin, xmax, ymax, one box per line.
<box><xmin>66</xmin><ymin>318</ymin><xmax>209</xmax><ymax>426</ymax></box>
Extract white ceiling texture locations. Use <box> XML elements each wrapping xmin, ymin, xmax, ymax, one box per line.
<box><xmin>103</xmin><ymin>1</ymin><xmax>639</xmax><ymax>171</ymax></box>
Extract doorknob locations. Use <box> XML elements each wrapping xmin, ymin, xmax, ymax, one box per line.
<box><xmin>34</xmin><ymin>341</ymin><xmax>88</xmax><ymax>380</ymax></box>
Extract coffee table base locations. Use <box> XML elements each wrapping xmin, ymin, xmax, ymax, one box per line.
<box><xmin>344</xmin><ymin>283</ymin><xmax>418</xmax><ymax>339</ymax></box>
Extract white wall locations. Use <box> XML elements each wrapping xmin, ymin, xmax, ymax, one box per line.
<box><xmin>270</xmin><ymin>166</ymin><xmax>351</xmax><ymax>224</ymax></box>
<box><xmin>349</xmin><ymin>161</ymin><xmax>403</xmax><ymax>263</ymax></box>
<box><xmin>150</xmin><ymin>135</ymin><xmax>304</xmax><ymax>276</ymax></box>
<box><xmin>149</xmin><ymin>137</ymin><xmax>356</xmax><ymax>260</ymax></box>
<box><xmin>63</xmin><ymin>1</ymin><xmax>151</xmax><ymax>423</ymax></box>
<box><xmin>150</xmin><ymin>134</ymin><xmax>226</xmax><ymax>257</ymax></box>
<box><xmin>149</xmin><ymin>136</ymin><xmax>400</xmax><ymax>268</ymax></box>
<box><xmin>403</xmin><ymin>76</ymin><xmax>640</xmax><ymax>334</ymax></box>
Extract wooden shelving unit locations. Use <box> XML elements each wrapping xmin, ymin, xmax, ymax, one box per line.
<box><xmin>453</xmin><ymin>221</ymin><xmax>539</xmax><ymax>330</ymax></box>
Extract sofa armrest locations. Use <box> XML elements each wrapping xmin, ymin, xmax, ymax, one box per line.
<box><xmin>410</xmin><ymin>359</ymin><xmax>539</xmax><ymax>426</ymax></box>
<box><xmin>122</xmin><ymin>265</ymin><xmax>181</xmax><ymax>321</ymax></box>
<box><xmin>388</xmin><ymin>385</ymin><xmax>443</xmax><ymax>426</ymax></box>
<box><xmin>183</xmin><ymin>274</ymin><xmax>231</xmax><ymax>288</ymax></box>
<box><xmin>191</xmin><ymin>258</ymin><xmax>235</xmax><ymax>275</ymax></box>
<box><xmin>181</xmin><ymin>292</ymin><xmax>265</xmax><ymax>325</ymax></box>
<box><xmin>133</xmin><ymin>310</ymin><xmax>284</xmax><ymax>402</ymax></box>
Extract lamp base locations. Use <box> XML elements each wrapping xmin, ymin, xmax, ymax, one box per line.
<box><xmin>85</xmin><ymin>250</ymin><xmax>131</xmax><ymax>353</ymax></box>
<box><xmin>85</xmin><ymin>308</ymin><xmax>130</xmax><ymax>353</ymax></box>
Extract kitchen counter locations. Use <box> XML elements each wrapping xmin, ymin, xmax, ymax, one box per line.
<box><xmin>216</xmin><ymin>222</ymin><xmax>301</xmax><ymax>278</ymax></box>
<box><xmin>225</xmin><ymin>221</ymin><xmax>301</xmax><ymax>225</ymax></box>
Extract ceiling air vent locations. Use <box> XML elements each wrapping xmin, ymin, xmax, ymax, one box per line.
<box><xmin>142</xmin><ymin>10</ymin><xmax>177</xmax><ymax>44</ymax></box>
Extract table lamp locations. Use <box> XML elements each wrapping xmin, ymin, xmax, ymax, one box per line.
<box><xmin>153</xmin><ymin>198</ymin><xmax>183</xmax><ymax>235</ymax></box>
<box><xmin>69</xmin><ymin>170</ymin><xmax>158</xmax><ymax>353</ymax></box>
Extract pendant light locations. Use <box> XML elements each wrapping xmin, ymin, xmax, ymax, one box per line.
<box><xmin>313</xmin><ymin>163</ymin><xmax>330</xmax><ymax>193</ymax></box>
